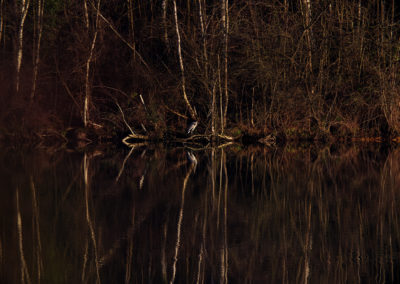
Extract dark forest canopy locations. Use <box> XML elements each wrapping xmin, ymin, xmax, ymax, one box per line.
<box><xmin>1</xmin><ymin>0</ymin><xmax>400</xmax><ymax>143</ymax></box>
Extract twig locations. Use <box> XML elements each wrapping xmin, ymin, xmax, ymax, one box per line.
<box><xmin>89</xmin><ymin>1</ymin><xmax>153</xmax><ymax>76</ymax></box>
<box><xmin>115</xmin><ymin>101</ymin><xmax>135</xmax><ymax>135</ymax></box>
<box><xmin>115</xmin><ymin>146</ymin><xmax>135</xmax><ymax>182</ymax></box>
<box><xmin>217</xmin><ymin>134</ymin><xmax>235</xmax><ymax>141</ymax></box>
<box><xmin>183</xmin><ymin>134</ymin><xmax>210</xmax><ymax>141</ymax></box>
<box><xmin>122</xmin><ymin>134</ymin><xmax>149</xmax><ymax>145</ymax></box>
<box><xmin>163</xmin><ymin>105</ymin><xmax>189</xmax><ymax>119</ymax></box>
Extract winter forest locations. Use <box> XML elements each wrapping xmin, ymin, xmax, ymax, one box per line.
<box><xmin>1</xmin><ymin>0</ymin><xmax>400</xmax><ymax>143</ymax></box>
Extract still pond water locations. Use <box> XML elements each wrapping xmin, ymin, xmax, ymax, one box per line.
<box><xmin>1</xmin><ymin>143</ymin><xmax>400</xmax><ymax>283</ymax></box>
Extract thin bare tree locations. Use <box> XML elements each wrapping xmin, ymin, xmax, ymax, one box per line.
<box><xmin>0</xmin><ymin>0</ymin><xmax>4</xmax><ymax>47</ymax></box>
<box><xmin>15</xmin><ymin>0</ymin><xmax>31</xmax><ymax>93</ymax></box>
<box><xmin>172</xmin><ymin>0</ymin><xmax>197</xmax><ymax>120</ymax></box>
<box><xmin>30</xmin><ymin>0</ymin><xmax>45</xmax><ymax>101</ymax></box>
<box><xmin>302</xmin><ymin>0</ymin><xmax>313</xmax><ymax>74</ymax></box>
<box><xmin>84</xmin><ymin>0</ymin><xmax>101</xmax><ymax>127</ymax></box>
<box><xmin>126</xmin><ymin>0</ymin><xmax>135</xmax><ymax>58</ymax></box>
<box><xmin>162</xmin><ymin>0</ymin><xmax>169</xmax><ymax>47</ymax></box>
<box><xmin>198</xmin><ymin>0</ymin><xmax>209</xmax><ymax>80</ymax></box>
<box><xmin>220</xmin><ymin>0</ymin><xmax>229</xmax><ymax>133</ymax></box>
<box><xmin>211</xmin><ymin>81</ymin><xmax>217</xmax><ymax>138</ymax></box>
<box><xmin>83</xmin><ymin>0</ymin><xmax>89</xmax><ymax>30</ymax></box>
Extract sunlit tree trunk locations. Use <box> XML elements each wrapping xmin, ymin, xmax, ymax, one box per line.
<box><xmin>218</xmin><ymin>57</ymin><xmax>223</xmax><ymax>133</ymax></box>
<box><xmin>83</xmin><ymin>0</ymin><xmax>89</xmax><ymax>30</ymax></box>
<box><xmin>31</xmin><ymin>0</ymin><xmax>45</xmax><ymax>101</ymax></box>
<box><xmin>172</xmin><ymin>0</ymin><xmax>197</xmax><ymax>120</ymax></box>
<box><xmin>15</xmin><ymin>0</ymin><xmax>30</xmax><ymax>94</ymax></box>
<box><xmin>84</xmin><ymin>0</ymin><xmax>101</xmax><ymax>127</ymax></box>
<box><xmin>211</xmin><ymin>82</ymin><xmax>216</xmax><ymax>138</ymax></box>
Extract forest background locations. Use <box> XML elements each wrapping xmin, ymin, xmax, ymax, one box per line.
<box><xmin>1</xmin><ymin>0</ymin><xmax>400</xmax><ymax>143</ymax></box>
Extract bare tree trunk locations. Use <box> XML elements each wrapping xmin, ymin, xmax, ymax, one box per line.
<box><xmin>337</xmin><ymin>1</ymin><xmax>343</xmax><ymax>76</ymax></box>
<box><xmin>127</xmin><ymin>0</ymin><xmax>135</xmax><ymax>59</ymax></box>
<box><xmin>172</xmin><ymin>0</ymin><xmax>197</xmax><ymax>120</ymax></box>
<box><xmin>83</xmin><ymin>0</ymin><xmax>89</xmax><ymax>30</ymax></box>
<box><xmin>220</xmin><ymin>0</ymin><xmax>229</xmax><ymax>133</ymax></box>
<box><xmin>15</xmin><ymin>0</ymin><xmax>31</xmax><ymax>94</ymax></box>
<box><xmin>199</xmin><ymin>0</ymin><xmax>215</xmax><ymax>136</ymax></box>
<box><xmin>218</xmin><ymin>56</ymin><xmax>223</xmax><ymax>133</ymax></box>
<box><xmin>198</xmin><ymin>0</ymin><xmax>207</xmax><ymax>78</ymax></box>
<box><xmin>211</xmin><ymin>81</ymin><xmax>216</xmax><ymax>138</ymax></box>
<box><xmin>84</xmin><ymin>0</ymin><xmax>101</xmax><ymax>127</ymax></box>
<box><xmin>162</xmin><ymin>0</ymin><xmax>168</xmax><ymax>47</ymax></box>
<box><xmin>302</xmin><ymin>0</ymin><xmax>312</xmax><ymax>74</ymax></box>
<box><xmin>0</xmin><ymin>0</ymin><xmax>4</xmax><ymax>47</ymax></box>
<box><xmin>30</xmin><ymin>0</ymin><xmax>45</xmax><ymax>101</ymax></box>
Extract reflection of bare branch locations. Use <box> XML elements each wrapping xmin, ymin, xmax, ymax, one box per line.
<box><xmin>197</xmin><ymin>191</ymin><xmax>208</xmax><ymax>284</ymax></box>
<box><xmin>116</xmin><ymin>146</ymin><xmax>135</xmax><ymax>182</ymax></box>
<box><xmin>223</xmin><ymin>150</ymin><xmax>229</xmax><ymax>284</ymax></box>
<box><xmin>0</xmin><ymin>237</ymin><xmax>2</xmax><ymax>266</ymax></box>
<box><xmin>16</xmin><ymin>188</ymin><xmax>31</xmax><ymax>284</ymax></box>
<box><xmin>251</xmin><ymin>153</ymin><xmax>254</xmax><ymax>195</ymax></box>
<box><xmin>122</xmin><ymin>134</ymin><xmax>149</xmax><ymax>146</ymax></box>
<box><xmin>96</xmin><ymin>210</ymin><xmax>148</xmax><ymax>270</ymax></box>
<box><xmin>303</xmin><ymin>202</ymin><xmax>312</xmax><ymax>284</ymax></box>
<box><xmin>83</xmin><ymin>153</ymin><xmax>101</xmax><ymax>284</ymax></box>
<box><xmin>187</xmin><ymin>151</ymin><xmax>198</xmax><ymax>173</ymax></box>
<box><xmin>139</xmin><ymin>175</ymin><xmax>145</xmax><ymax>190</ymax></box>
<box><xmin>30</xmin><ymin>176</ymin><xmax>43</xmax><ymax>282</ymax></box>
<box><xmin>217</xmin><ymin>150</ymin><xmax>223</xmax><ymax>229</ymax></box>
<box><xmin>170</xmin><ymin>157</ymin><xmax>196</xmax><ymax>284</ymax></box>
<box><xmin>81</xmin><ymin>239</ymin><xmax>88</xmax><ymax>282</ymax></box>
<box><xmin>61</xmin><ymin>171</ymin><xmax>80</xmax><ymax>205</ymax></box>
<box><xmin>220</xmin><ymin>150</ymin><xmax>228</xmax><ymax>284</ymax></box>
<box><xmin>162</xmin><ymin>221</ymin><xmax>168</xmax><ymax>282</ymax></box>
<box><xmin>115</xmin><ymin>101</ymin><xmax>136</xmax><ymax>136</ymax></box>
<box><xmin>125</xmin><ymin>208</ymin><xmax>135</xmax><ymax>284</ymax></box>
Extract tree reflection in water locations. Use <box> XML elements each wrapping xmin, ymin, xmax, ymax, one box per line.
<box><xmin>1</xmin><ymin>144</ymin><xmax>400</xmax><ymax>283</ymax></box>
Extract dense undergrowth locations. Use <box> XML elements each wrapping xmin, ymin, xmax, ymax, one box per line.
<box><xmin>1</xmin><ymin>1</ymin><xmax>400</xmax><ymax>144</ymax></box>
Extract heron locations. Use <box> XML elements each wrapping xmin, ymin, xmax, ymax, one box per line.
<box><xmin>187</xmin><ymin>120</ymin><xmax>198</xmax><ymax>135</ymax></box>
<box><xmin>187</xmin><ymin>151</ymin><xmax>198</xmax><ymax>172</ymax></box>
<box><xmin>187</xmin><ymin>151</ymin><xmax>198</xmax><ymax>165</ymax></box>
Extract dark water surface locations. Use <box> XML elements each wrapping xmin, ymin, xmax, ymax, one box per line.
<box><xmin>1</xmin><ymin>143</ymin><xmax>400</xmax><ymax>283</ymax></box>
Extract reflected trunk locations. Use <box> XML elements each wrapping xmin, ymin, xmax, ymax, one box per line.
<box><xmin>1</xmin><ymin>145</ymin><xmax>400</xmax><ymax>282</ymax></box>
